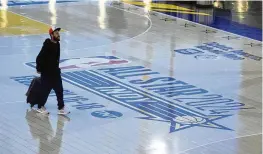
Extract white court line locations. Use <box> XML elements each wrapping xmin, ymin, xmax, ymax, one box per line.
<box><xmin>62</xmin><ymin>2</ymin><xmax>153</xmax><ymax>52</ymax></box>
<box><xmin>0</xmin><ymin>2</ymin><xmax>153</xmax><ymax>56</ymax></box>
<box><xmin>0</xmin><ymin>9</ymin><xmax>69</xmax><ymax>38</ymax></box>
<box><xmin>0</xmin><ymin>100</ymin><xmax>25</xmax><ymax>105</ymax></box>
<box><xmin>178</xmin><ymin>133</ymin><xmax>262</xmax><ymax>153</ymax></box>
<box><xmin>0</xmin><ymin>33</ymin><xmax>48</xmax><ymax>38</ymax></box>
<box><xmin>0</xmin><ymin>98</ymin><xmax>58</xmax><ymax>105</ymax></box>
<box><xmin>122</xmin><ymin>1</ymin><xmax>262</xmax><ymax>43</ymax></box>
<box><xmin>8</xmin><ymin>10</ymin><xmax>68</xmax><ymax>31</ymax></box>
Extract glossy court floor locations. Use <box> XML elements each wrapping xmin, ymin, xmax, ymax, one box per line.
<box><xmin>0</xmin><ymin>0</ymin><xmax>262</xmax><ymax>154</ymax></box>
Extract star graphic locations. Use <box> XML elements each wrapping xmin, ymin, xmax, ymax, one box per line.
<box><xmin>169</xmin><ymin>115</ymin><xmax>233</xmax><ymax>133</ymax></box>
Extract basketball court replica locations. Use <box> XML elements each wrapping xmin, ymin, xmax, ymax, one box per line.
<box><xmin>0</xmin><ymin>0</ymin><xmax>262</xmax><ymax>154</ymax></box>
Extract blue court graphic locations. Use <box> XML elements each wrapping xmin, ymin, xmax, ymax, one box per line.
<box><xmin>91</xmin><ymin>110</ymin><xmax>123</xmax><ymax>119</ymax></box>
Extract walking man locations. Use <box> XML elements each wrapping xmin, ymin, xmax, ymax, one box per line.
<box><xmin>36</xmin><ymin>27</ymin><xmax>70</xmax><ymax>115</ymax></box>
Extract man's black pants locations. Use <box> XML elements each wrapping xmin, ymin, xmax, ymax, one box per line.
<box><xmin>38</xmin><ymin>73</ymin><xmax>65</xmax><ymax>110</ymax></box>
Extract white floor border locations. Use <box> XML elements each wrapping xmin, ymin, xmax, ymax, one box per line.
<box><xmin>178</xmin><ymin>133</ymin><xmax>262</xmax><ymax>153</ymax></box>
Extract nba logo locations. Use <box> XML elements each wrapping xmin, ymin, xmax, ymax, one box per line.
<box><xmin>25</xmin><ymin>56</ymin><xmax>130</xmax><ymax>70</ymax></box>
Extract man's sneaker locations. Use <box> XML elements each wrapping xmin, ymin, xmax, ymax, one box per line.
<box><xmin>58</xmin><ymin>108</ymin><xmax>70</xmax><ymax>115</ymax></box>
<box><xmin>36</xmin><ymin>107</ymin><xmax>49</xmax><ymax>114</ymax></box>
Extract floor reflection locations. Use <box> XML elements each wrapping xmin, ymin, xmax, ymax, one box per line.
<box><xmin>25</xmin><ymin>110</ymin><xmax>70</xmax><ymax>154</ymax></box>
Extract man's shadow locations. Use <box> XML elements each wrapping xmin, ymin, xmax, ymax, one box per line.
<box><xmin>25</xmin><ymin>110</ymin><xmax>70</xmax><ymax>154</ymax></box>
